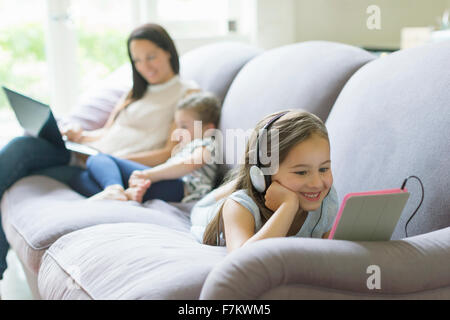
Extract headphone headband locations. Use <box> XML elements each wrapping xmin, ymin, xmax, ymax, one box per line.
<box><xmin>255</xmin><ymin>111</ymin><xmax>289</xmax><ymax>167</ymax></box>
<box><xmin>250</xmin><ymin>111</ymin><xmax>289</xmax><ymax>193</ymax></box>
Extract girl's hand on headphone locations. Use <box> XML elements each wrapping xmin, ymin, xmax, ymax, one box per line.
<box><xmin>264</xmin><ymin>180</ymin><xmax>299</xmax><ymax>212</ymax></box>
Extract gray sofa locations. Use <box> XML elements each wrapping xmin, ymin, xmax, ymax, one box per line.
<box><xmin>1</xmin><ymin>40</ymin><xmax>449</xmax><ymax>299</ymax></box>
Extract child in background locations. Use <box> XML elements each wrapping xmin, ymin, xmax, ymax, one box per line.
<box><xmin>190</xmin><ymin>110</ymin><xmax>339</xmax><ymax>252</ymax></box>
<box><xmin>72</xmin><ymin>91</ymin><xmax>221</xmax><ymax>203</ymax></box>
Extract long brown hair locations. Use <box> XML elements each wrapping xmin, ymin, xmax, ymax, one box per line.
<box><xmin>106</xmin><ymin>23</ymin><xmax>180</xmax><ymax>126</ymax></box>
<box><xmin>202</xmin><ymin>109</ymin><xmax>329</xmax><ymax>245</ymax></box>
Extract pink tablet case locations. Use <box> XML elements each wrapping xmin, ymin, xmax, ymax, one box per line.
<box><xmin>328</xmin><ymin>188</ymin><xmax>410</xmax><ymax>241</ymax></box>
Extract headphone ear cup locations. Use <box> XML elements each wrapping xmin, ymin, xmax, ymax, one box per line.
<box><xmin>249</xmin><ymin>165</ymin><xmax>266</xmax><ymax>193</ymax></box>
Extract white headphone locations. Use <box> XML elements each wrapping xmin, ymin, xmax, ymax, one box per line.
<box><xmin>249</xmin><ymin>112</ymin><xmax>289</xmax><ymax>193</ymax></box>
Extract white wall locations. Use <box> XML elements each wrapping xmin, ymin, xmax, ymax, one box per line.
<box><xmin>175</xmin><ymin>34</ymin><xmax>249</xmax><ymax>55</ymax></box>
<box><xmin>293</xmin><ymin>0</ymin><xmax>449</xmax><ymax>49</ymax></box>
<box><xmin>151</xmin><ymin>0</ymin><xmax>296</xmax><ymax>52</ymax></box>
<box><xmin>226</xmin><ymin>0</ymin><xmax>449</xmax><ymax>51</ymax></box>
<box><xmin>253</xmin><ymin>0</ymin><xmax>296</xmax><ymax>49</ymax></box>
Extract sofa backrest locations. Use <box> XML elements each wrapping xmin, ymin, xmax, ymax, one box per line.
<box><xmin>325</xmin><ymin>40</ymin><xmax>450</xmax><ymax>239</ymax></box>
<box><xmin>218</xmin><ymin>41</ymin><xmax>375</xmax><ymax>169</ymax></box>
<box><xmin>67</xmin><ymin>64</ymin><xmax>132</xmax><ymax>130</ymax></box>
<box><xmin>67</xmin><ymin>41</ymin><xmax>261</xmax><ymax>130</ymax></box>
<box><xmin>180</xmin><ymin>41</ymin><xmax>263</xmax><ymax>104</ymax></box>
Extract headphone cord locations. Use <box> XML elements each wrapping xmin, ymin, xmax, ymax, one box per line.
<box><xmin>310</xmin><ymin>202</ymin><xmax>323</xmax><ymax>238</ymax></box>
<box><xmin>401</xmin><ymin>175</ymin><xmax>424</xmax><ymax>237</ymax></box>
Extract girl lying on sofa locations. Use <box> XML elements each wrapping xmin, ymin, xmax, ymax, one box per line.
<box><xmin>190</xmin><ymin>110</ymin><xmax>339</xmax><ymax>252</ymax></box>
<box><xmin>71</xmin><ymin>91</ymin><xmax>222</xmax><ymax>204</ymax></box>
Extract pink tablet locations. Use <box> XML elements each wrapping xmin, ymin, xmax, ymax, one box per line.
<box><xmin>328</xmin><ymin>188</ymin><xmax>410</xmax><ymax>241</ymax></box>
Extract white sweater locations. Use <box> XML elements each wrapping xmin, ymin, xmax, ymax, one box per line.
<box><xmin>88</xmin><ymin>76</ymin><xmax>198</xmax><ymax>157</ymax></box>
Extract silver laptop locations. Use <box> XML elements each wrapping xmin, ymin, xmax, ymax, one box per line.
<box><xmin>2</xmin><ymin>86</ymin><xmax>99</xmax><ymax>156</ymax></box>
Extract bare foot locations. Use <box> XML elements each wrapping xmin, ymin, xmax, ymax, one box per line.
<box><xmin>124</xmin><ymin>180</ymin><xmax>151</xmax><ymax>203</ymax></box>
<box><xmin>88</xmin><ymin>185</ymin><xmax>128</xmax><ymax>201</ymax></box>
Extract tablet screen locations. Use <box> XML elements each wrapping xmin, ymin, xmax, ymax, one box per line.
<box><xmin>328</xmin><ymin>188</ymin><xmax>410</xmax><ymax>241</ymax></box>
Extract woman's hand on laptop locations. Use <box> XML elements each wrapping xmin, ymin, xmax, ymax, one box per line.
<box><xmin>61</xmin><ymin>123</ymin><xmax>84</xmax><ymax>143</ymax></box>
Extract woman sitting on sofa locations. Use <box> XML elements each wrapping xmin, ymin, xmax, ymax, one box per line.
<box><xmin>0</xmin><ymin>23</ymin><xmax>198</xmax><ymax>285</ymax></box>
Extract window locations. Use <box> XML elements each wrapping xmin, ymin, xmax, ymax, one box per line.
<box><xmin>70</xmin><ymin>0</ymin><xmax>131</xmax><ymax>92</ymax></box>
<box><xmin>158</xmin><ymin>0</ymin><xmax>228</xmax><ymax>21</ymax></box>
<box><xmin>155</xmin><ymin>0</ymin><xmax>229</xmax><ymax>37</ymax></box>
<box><xmin>0</xmin><ymin>0</ymin><xmax>247</xmax><ymax>146</ymax></box>
<box><xmin>0</xmin><ymin>0</ymin><xmax>132</xmax><ymax>145</ymax></box>
<box><xmin>0</xmin><ymin>0</ymin><xmax>46</xmax><ymax>145</ymax></box>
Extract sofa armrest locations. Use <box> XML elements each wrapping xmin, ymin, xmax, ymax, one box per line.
<box><xmin>199</xmin><ymin>227</ymin><xmax>450</xmax><ymax>299</ymax></box>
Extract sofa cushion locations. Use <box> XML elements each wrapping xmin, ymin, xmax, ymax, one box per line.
<box><xmin>325</xmin><ymin>40</ymin><xmax>450</xmax><ymax>239</ymax></box>
<box><xmin>218</xmin><ymin>41</ymin><xmax>375</xmax><ymax>167</ymax></box>
<box><xmin>38</xmin><ymin>223</ymin><xmax>226</xmax><ymax>299</ymax></box>
<box><xmin>1</xmin><ymin>176</ymin><xmax>193</xmax><ymax>275</ymax></box>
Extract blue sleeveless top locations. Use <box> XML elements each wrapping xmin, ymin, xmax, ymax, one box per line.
<box><xmin>190</xmin><ymin>186</ymin><xmax>339</xmax><ymax>243</ymax></box>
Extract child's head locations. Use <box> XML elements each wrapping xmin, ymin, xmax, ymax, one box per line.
<box><xmin>203</xmin><ymin>109</ymin><xmax>333</xmax><ymax>245</ymax></box>
<box><xmin>174</xmin><ymin>91</ymin><xmax>221</xmax><ymax>143</ymax></box>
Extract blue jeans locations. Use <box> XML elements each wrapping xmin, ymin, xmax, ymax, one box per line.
<box><xmin>70</xmin><ymin>154</ymin><xmax>185</xmax><ymax>202</ymax></box>
<box><xmin>0</xmin><ymin>136</ymin><xmax>83</xmax><ymax>279</ymax></box>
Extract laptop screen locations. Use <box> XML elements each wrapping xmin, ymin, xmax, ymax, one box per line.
<box><xmin>2</xmin><ymin>86</ymin><xmax>51</xmax><ymax>137</ymax></box>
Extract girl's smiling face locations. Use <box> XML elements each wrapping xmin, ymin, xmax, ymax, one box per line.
<box><xmin>271</xmin><ymin>133</ymin><xmax>333</xmax><ymax>212</ymax></box>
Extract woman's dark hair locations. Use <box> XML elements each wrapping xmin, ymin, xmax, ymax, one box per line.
<box><xmin>127</xmin><ymin>23</ymin><xmax>180</xmax><ymax>101</ymax></box>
